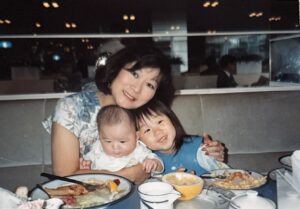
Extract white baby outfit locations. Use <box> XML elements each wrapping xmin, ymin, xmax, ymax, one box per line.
<box><xmin>85</xmin><ymin>140</ymin><xmax>163</xmax><ymax>172</ymax></box>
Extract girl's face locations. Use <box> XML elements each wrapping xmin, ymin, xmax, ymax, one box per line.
<box><xmin>99</xmin><ymin>120</ymin><xmax>138</xmax><ymax>158</ymax></box>
<box><xmin>110</xmin><ymin>63</ymin><xmax>161</xmax><ymax>109</ymax></box>
<box><xmin>138</xmin><ymin>112</ymin><xmax>176</xmax><ymax>154</ymax></box>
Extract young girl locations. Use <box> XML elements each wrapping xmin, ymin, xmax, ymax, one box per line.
<box><xmin>134</xmin><ymin>100</ymin><xmax>228</xmax><ymax>175</ymax></box>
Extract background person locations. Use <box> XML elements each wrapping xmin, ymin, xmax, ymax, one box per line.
<box><xmin>217</xmin><ymin>55</ymin><xmax>238</xmax><ymax>88</ymax></box>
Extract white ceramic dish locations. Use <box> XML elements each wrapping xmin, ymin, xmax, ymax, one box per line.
<box><xmin>30</xmin><ymin>173</ymin><xmax>133</xmax><ymax>209</ymax></box>
<box><xmin>279</xmin><ymin>155</ymin><xmax>292</xmax><ymax>169</ymax></box>
<box><xmin>202</xmin><ymin>169</ymin><xmax>267</xmax><ymax>190</ymax></box>
<box><xmin>175</xmin><ymin>189</ymin><xmax>229</xmax><ymax>209</ymax></box>
<box><xmin>230</xmin><ymin>190</ymin><xmax>276</xmax><ymax>209</ymax></box>
<box><xmin>268</xmin><ymin>168</ymin><xmax>287</xmax><ymax>181</ymax></box>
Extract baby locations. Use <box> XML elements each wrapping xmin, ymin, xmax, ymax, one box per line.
<box><xmin>82</xmin><ymin>105</ymin><xmax>163</xmax><ymax>173</ymax></box>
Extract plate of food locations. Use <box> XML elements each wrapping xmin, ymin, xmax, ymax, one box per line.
<box><xmin>202</xmin><ymin>169</ymin><xmax>267</xmax><ymax>190</ymax></box>
<box><xmin>279</xmin><ymin>154</ymin><xmax>292</xmax><ymax>170</ymax></box>
<box><xmin>30</xmin><ymin>173</ymin><xmax>133</xmax><ymax>209</ymax></box>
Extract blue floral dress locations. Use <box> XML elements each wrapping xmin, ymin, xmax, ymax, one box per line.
<box><xmin>43</xmin><ymin>91</ymin><xmax>101</xmax><ymax>157</ymax></box>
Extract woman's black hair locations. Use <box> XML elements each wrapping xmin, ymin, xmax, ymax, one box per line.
<box><xmin>95</xmin><ymin>44</ymin><xmax>174</xmax><ymax>107</ymax></box>
<box><xmin>134</xmin><ymin>100</ymin><xmax>186</xmax><ymax>153</ymax></box>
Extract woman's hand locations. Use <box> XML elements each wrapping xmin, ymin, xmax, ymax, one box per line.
<box><xmin>202</xmin><ymin>132</ymin><xmax>226</xmax><ymax>162</ymax></box>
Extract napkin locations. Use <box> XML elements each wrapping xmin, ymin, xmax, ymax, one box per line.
<box><xmin>0</xmin><ymin>187</ymin><xmax>24</xmax><ymax>209</ymax></box>
<box><xmin>17</xmin><ymin>198</ymin><xmax>63</xmax><ymax>209</ymax></box>
<box><xmin>292</xmin><ymin>150</ymin><xmax>300</xmax><ymax>189</ymax></box>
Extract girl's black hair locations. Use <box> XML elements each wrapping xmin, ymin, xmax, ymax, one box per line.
<box><xmin>95</xmin><ymin>44</ymin><xmax>174</xmax><ymax>107</ymax></box>
<box><xmin>134</xmin><ymin>100</ymin><xmax>186</xmax><ymax>153</ymax></box>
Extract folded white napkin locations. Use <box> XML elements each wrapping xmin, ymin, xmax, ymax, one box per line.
<box><xmin>292</xmin><ymin>150</ymin><xmax>300</xmax><ymax>189</ymax></box>
<box><xmin>0</xmin><ymin>187</ymin><xmax>24</xmax><ymax>209</ymax></box>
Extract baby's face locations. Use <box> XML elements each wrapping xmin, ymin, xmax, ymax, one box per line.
<box><xmin>99</xmin><ymin>120</ymin><xmax>138</xmax><ymax>158</ymax></box>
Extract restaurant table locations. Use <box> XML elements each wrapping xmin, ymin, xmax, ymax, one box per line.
<box><xmin>276</xmin><ymin>171</ymin><xmax>300</xmax><ymax>209</ymax></box>
<box><xmin>106</xmin><ymin>179</ymin><xmax>277</xmax><ymax>209</ymax></box>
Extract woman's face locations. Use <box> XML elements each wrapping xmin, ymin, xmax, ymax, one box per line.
<box><xmin>110</xmin><ymin>63</ymin><xmax>161</xmax><ymax>109</ymax></box>
<box><xmin>138</xmin><ymin>112</ymin><xmax>176</xmax><ymax>154</ymax></box>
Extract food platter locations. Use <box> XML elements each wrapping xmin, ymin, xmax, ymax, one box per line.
<box><xmin>279</xmin><ymin>154</ymin><xmax>292</xmax><ymax>170</ymax></box>
<box><xmin>175</xmin><ymin>188</ymin><xmax>230</xmax><ymax>209</ymax></box>
<box><xmin>202</xmin><ymin>169</ymin><xmax>267</xmax><ymax>190</ymax></box>
<box><xmin>30</xmin><ymin>173</ymin><xmax>133</xmax><ymax>209</ymax></box>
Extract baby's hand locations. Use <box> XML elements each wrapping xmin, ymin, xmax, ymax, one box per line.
<box><xmin>142</xmin><ymin>158</ymin><xmax>160</xmax><ymax>173</ymax></box>
<box><xmin>79</xmin><ymin>158</ymin><xmax>92</xmax><ymax>170</ymax></box>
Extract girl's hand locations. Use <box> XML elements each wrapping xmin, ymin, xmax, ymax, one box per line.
<box><xmin>202</xmin><ymin>132</ymin><xmax>225</xmax><ymax>162</ymax></box>
<box><xmin>176</xmin><ymin>167</ymin><xmax>196</xmax><ymax>174</ymax></box>
<box><xmin>79</xmin><ymin>158</ymin><xmax>92</xmax><ymax>170</ymax></box>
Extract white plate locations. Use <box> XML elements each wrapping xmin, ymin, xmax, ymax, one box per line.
<box><xmin>279</xmin><ymin>155</ymin><xmax>292</xmax><ymax>169</ymax></box>
<box><xmin>175</xmin><ymin>189</ymin><xmax>229</xmax><ymax>209</ymax></box>
<box><xmin>203</xmin><ymin>169</ymin><xmax>267</xmax><ymax>190</ymax></box>
<box><xmin>30</xmin><ymin>173</ymin><xmax>133</xmax><ymax>209</ymax></box>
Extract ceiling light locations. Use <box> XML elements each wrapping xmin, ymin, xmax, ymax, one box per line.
<box><xmin>52</xmin><ymin>2</ymin><xmax>59</xmax><ymax>8</ymax></box>
<box><xmin>65</xmin><ymin>23</ymin><xmax>71</xmax><ymax>28</ymax></box>
<box><xmin>43</xmin><ymin>1</ymin><xmax>50</xmax><ymax>8</ymax></box>
<box><xmin>71</xmin><ymin>23</ymin><xmax>77</xmax><ymax>28</ymax></box>
<box><xmin>211</xmin><ymin>1</ymin><xmax>219</xmax><ymax>7</ymax></box>
<box><xmin>203</xmin><ymin>1</ymin><xmax>210</xmax><ymax>8</ymax></box>
<box><xmin>269</xmin><ymin>16</ymin><xmax>281</xmax><ymax>22</ymax></box>
<box><xmin>170</xmin><ymin>25</ymin><xmax>175</xmax><ymax>30</ymax></box>
<box><xmin>249</xmin><ymin>12</ymin><xmax>256</xmax><ymax>18</ymax></box>
<box><xmin>35</xmin><ymin>22</ymin><xmax>41</xmax><ymax>28</ymax></box>
<box><xmin>130</xmin><ymin>15</ymin><xmax>135</xmax><ymax>21</ymax></box>
<box><xmin>256</xmin><ymin>12</ymin><xmax>263</xmax><ymax>17</ymax></box>
<box><xmin>123</xmin><ymin>15</ymin><xmax>128</xmax><ymax>20</ymax></box>
<box><xmin>87</xmin><ymin>45</ymin><xmax>94</xmax><ymax>49</ymax></box>
<box><xmin>4</xmin><ymin>19</ymin><xmax>11</xmax><ymax>24</ymax></box>
<box><xmin>0</xmin><ymin>19</ymin><xmax>4</xmax><ymax>24</ymax></box>
<box><xmin>176</xmin><ymin>26</ymin><xmax>180</xmax><ymax>30</ymax></box>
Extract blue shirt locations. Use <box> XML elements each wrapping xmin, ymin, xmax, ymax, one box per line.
<box><xmin>154</xmin><ymin>135</ymin><xmax>208</xmax><ymax>175</ymax></box>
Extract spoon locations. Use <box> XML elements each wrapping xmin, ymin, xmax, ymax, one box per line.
<box><xmin>218</xmin><ymin>194</ymin><xmax>241</xmax><ymax>209</ymax></box>
<box><xmin>40</xmin><ymin>172</ymin><xmax>98</xmax><ymax>191</ymax></box>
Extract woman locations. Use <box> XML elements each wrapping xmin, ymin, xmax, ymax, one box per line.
<box><xmin>43</xmin><ymin>44</ymin><xmax>224</xmax><ymax>183</ymax></box>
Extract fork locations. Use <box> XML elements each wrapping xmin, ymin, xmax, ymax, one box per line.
<box><xmin>40</xmin><ymin>172</ymin><xmax>98</xmax><ymax>191</ymax></box>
